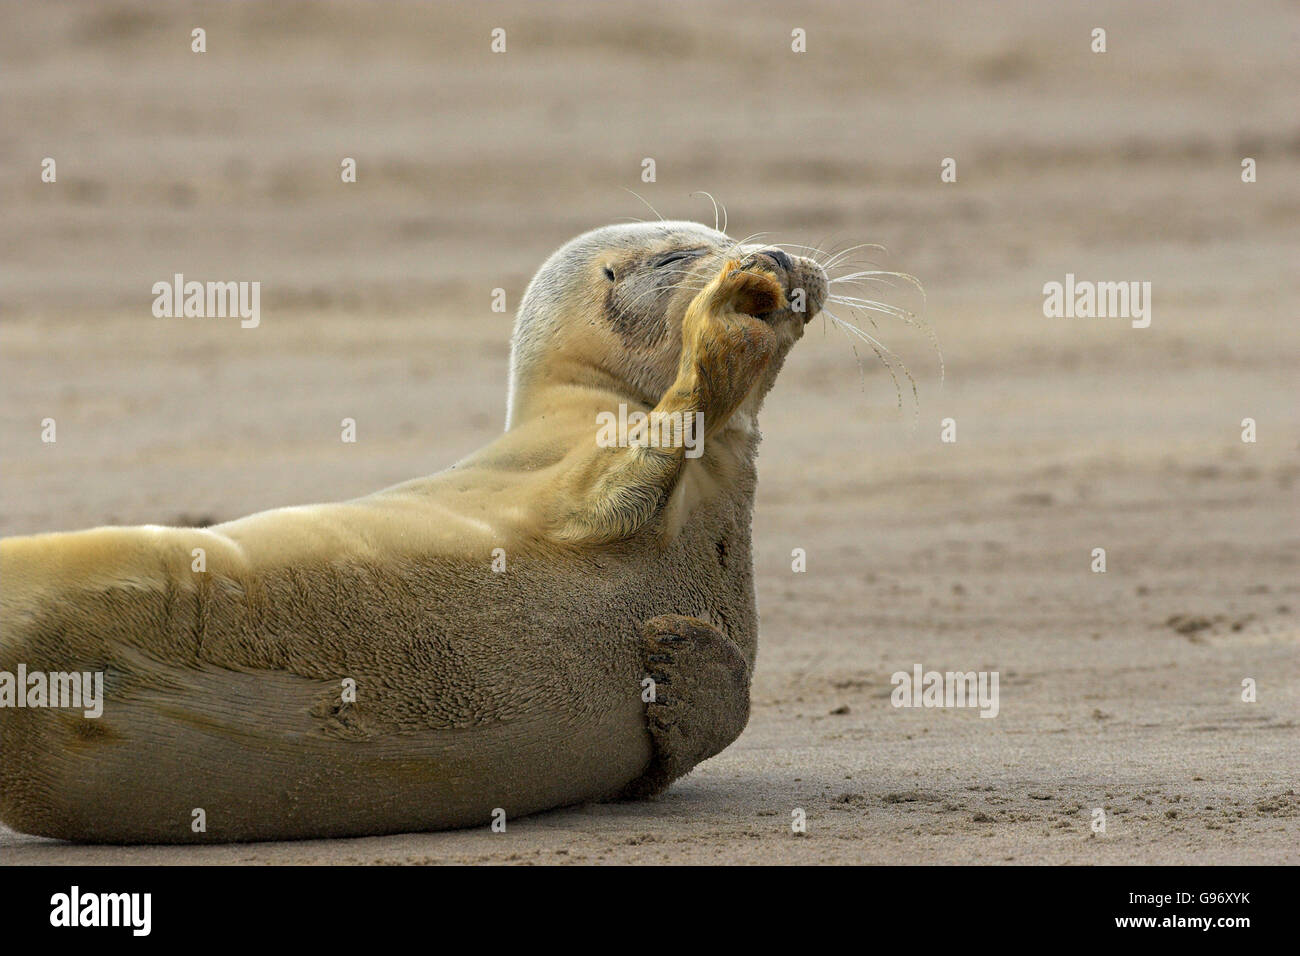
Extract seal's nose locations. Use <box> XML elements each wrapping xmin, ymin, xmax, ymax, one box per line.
<box><xmin>759</xmin><ymin>249</ymin><xmax>793</xmax><ymax>272</ymax></box>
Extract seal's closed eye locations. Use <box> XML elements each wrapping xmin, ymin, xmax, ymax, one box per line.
<box><xmin>654</xmin><ymin>248</ymin><xmax>707</xmax><ymax>268</ymax></box>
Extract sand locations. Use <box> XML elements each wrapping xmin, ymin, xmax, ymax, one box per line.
<box><xmin>1</xmin><ymin>0</ymin><xmax>1297</xmax><ymax>864</ymax></box>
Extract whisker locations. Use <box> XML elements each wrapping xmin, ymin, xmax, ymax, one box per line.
<box><xmin>620</xmin><ymin>187</ymin><xmax>665</xmax><ymax>222</ymax></box>
<box><xmin>827</xmin><ymin>294</ymin><xmax>915</xmax><ymax>321</ymax></box>
<box><xmin>831</xmin><ymin>270</ymin><xmax>926</xmax><ymax>301</ymax></box>
<box><xmin>768</xmin><ymin>241</ymin><xmax>834</xmax><ymax>261</ymax></box>
<box><xmin>827</xmin><ymin>295</ymin><xmax>944</xmax><ymax>386</ymax></box>
<box><xmin>828</xmin><ymin>277</ymin><xmax>904</xmax><ymax>299</ymax></box>
<box><xmin>825</xmin><ymin>308</ymin><xmax>919</xmax><ymax>421</ymax></box>
<box><xmin>821</xmin><ymin>243</ymin><xmax>890</xmax><ymax>271</ymax></box>
<box><xmin>722</xmin><ymin>232</ymin><xmax>770</xmax><ymax>258</ymax></box>
<box><xmin>618</xmin><ymin>270</ymin><xmax>712</xmax><ymax>314</ymax></box>
<box><xmin>690</xmin><ymin>191</ymin><xmax>722</xmax><ymax>233</ymax></box>
<box><xmin>621</xmin><ymin>281</ymin><xmax>692</xmax><ymax>314</ymax></box>
<box><xmin>827</xmin><ymin>311</ymin><xmax>895</xmax><ymax>404</ymax></box>
<box><xmin>725</xmin><ymin>268</ymin><xmax>781</xmax><ymax>284</ymax></box>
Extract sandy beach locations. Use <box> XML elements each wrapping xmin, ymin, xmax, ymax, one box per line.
<box><xmin>1</xmin><ymin>0</ymin><xmax>1297</xmax><ymax>864</ymax></box>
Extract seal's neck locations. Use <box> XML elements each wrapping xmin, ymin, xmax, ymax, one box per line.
<box><xmin>680</xmin><ymin>415</ymin><xmax>762</xmax><ymax>520</ymax></box>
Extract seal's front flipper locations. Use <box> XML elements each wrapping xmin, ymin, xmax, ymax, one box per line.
<box><xmin>621</xmin><ymin>614</ymin><xmax>751</xmax><ymax>798</ymax></box>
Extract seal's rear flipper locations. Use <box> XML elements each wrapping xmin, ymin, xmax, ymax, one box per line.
<box><xmin>620</xmin><ymin>614</ymin><xmax>751</xmax><ymax>799</ymax></box>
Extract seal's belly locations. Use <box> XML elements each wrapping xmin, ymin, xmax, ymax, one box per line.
<box><xmin>0</xmin><ymin>664</ymin><xmax>651</xmax><ymax>843</ymax></box>
<box><xmin>0</xmin><ymin>528</ymin><xmax>667</xmax><ymax>842</ymax></box>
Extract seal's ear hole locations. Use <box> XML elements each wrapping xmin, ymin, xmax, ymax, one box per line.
<box><xmin>603</xmin><ymin>265</ymin><xmax>616</xmax><ymax>282</ymax></box>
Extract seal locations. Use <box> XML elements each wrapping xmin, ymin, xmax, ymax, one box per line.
<box><xmin>0</xmin><ymin>221</ymin><xmax>827</xmax><ymax>843</ymax></box>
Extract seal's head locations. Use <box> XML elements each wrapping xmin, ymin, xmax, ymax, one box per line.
<box><xmin>507</xmin><ymin>221</ymin><xmax>827</xmax><ymax>428</ymax></box>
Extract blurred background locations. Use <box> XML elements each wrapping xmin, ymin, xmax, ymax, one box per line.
<box><xmin>2</xmin><ymin>1</ymin><xmax>1297</xmax><ymax>863</ymax></box>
